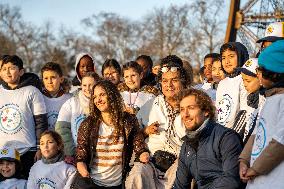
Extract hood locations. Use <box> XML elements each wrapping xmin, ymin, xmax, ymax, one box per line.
<box><xmin>222</xmin><ymin>42</ymin><xmax>249</xmax><ymax>77</ymax></box>
<box><xmin>1</xmin><ymin>72</ymin><xmax>42</xmax><ymax>91</ymax></box>
<box><xmin>74</xmin><ymin>52</ymin><xmax>95</xmax><ymax>83</ymax></box>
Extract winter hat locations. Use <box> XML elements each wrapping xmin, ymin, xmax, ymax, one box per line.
<box><xmin>237</xmin><ymin>58</ymin><xmax>258</xmax><ymax>76</ymax></box>
<box><xmin>257</xmin><ymin>22</ymin><xmax>284</xmax><ymax>43</ymax></box>
<box><xmin>258</xmin><ymin>40</ymin><xmax>284</xmax><ymax>73</ymax></box>
<box><xmin>0</xmin><ymin>146</ymin><xmax>20</xmax><ymax>162</ymax></box>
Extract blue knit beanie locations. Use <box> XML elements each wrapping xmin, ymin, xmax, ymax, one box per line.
<box><xmin>258</xmin><ymin>40</ymin><xmax>284</xmax><ymax>73</ymax></box>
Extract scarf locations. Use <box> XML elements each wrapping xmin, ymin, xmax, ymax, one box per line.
<box><xmin>247</xmin><ymin>90</ymin><xmax>260</xmax><ymax>109</ymax></box>
<box><xmin>164</xmin><ymin>97</ymin><xmax>180</xmax><ymax>155</ymax></box>
<box><xmin>41</xmin><ymin>151</ymin><xmax>64</xmax><ymax>164</ymax></box>
<box><xmin>185</xmin><ymin>118</ymin><xmax>209</xmax><ymax>150</ymax></box>
<box><xmin>43</xmin><ymin>87</ymin><xmax>65</xmax><ymax>98</ymax></box>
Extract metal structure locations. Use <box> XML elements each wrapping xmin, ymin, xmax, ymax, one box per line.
<box><xmin>225</xmin><ymin>0</ymin><xmax>284</xmax><ymax>54</ymax></box>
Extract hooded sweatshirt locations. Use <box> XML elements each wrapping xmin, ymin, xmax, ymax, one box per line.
<box><xmin>0</xmin><ymin>73</ymin><xmax>47</xmax><ymax>155</ymax></box>
<box><xmin>216</xmin><ymin>42</ymin><xmax>249</xmax><ymax>129</ymax></box>
<box><xmin>70</xmin><ymin>53</ymin><xmax>95</xmax><ymax>93</ymax></box>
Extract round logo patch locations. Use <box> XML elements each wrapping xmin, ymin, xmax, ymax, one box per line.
<box><xmin>37</xmin><ymin>178</ymin><xmax>56</xmax><ymax>189</ymax></box>
<box><xmin>47</xmin><ymin>111</ymin><xmax>59</xmax><ymax>130</ymax></box>
<box><xmin>252</xmin><ymin>118</ymin><xmax>266</xmax><ymax>157</ymax></box>
<box><xmin>0</xmin><ymin>104</ymin><xmax>23</xmax><ymax>134</ymax></box>
<box><xmin>217</xmin><ymin>94</ymin><xmax>233</xmax><ymax>125</ymax></box>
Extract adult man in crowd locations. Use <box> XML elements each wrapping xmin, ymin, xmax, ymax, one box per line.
<box><xmin>173</xmin><ymin>88</ymin><xmax>243</xmax><ymax>189</ymax></box>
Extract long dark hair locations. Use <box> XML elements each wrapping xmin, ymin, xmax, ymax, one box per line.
<box><xmin>89</xmin><ymin>80</ymin><xmax>125</xmax><ymax>140</ymax></box>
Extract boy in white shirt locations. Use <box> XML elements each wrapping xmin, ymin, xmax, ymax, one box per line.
<box><xmin>0</xmin><ymin>55</ymin><xmax>48</xmax><ymax>178</ymax></box>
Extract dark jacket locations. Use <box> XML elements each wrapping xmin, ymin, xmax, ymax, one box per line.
<box><xmin>76</xmin><ymin>112</ymin><xmax>147</xmax><ymax>181</ymax></box>
<box><xmin>174</xmin><ymin>120</ymin><xmax>243</xmax><ymax>189</ymax></box>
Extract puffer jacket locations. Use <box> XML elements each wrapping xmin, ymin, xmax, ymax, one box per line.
<box><xmin>174</xmin><ymin>120</ymin><xmax>243</xmax><ymax>189</ymax></box>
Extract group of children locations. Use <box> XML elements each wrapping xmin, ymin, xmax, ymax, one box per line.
<box><xmin>197</xmin><ymin>22</ymin><xmax>284</xmax><ymax>188</ymax></box>
<box><xmin>0</xmin><ymin>21</ymin><xmax>283</xmax><ymax>188</ymax></box>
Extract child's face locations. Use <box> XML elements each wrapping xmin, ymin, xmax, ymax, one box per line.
<box><xmin>212</xmin><ymin>60</ymin><xmax>225</xmax><ymax>83</ymax></box>
<box><xmin>78</xmin><ymin>56</ymin><xmax>94</xmax><ymax>78</ymax></box>
<box><xmin>81</xmin><ymin>76</ymin><xmax>96</xmax><ymax>98</ymax></box>
<box><xmin>222</xmin><ymin>50</ymin><xmax>238</xmax><ymax>74</ymax></box>
<box><xmin>0</xmin><ymin>63</ymin><xmax>24</xmax><ymax>87</ymax></box>
<box><xmin>0</xmin><ymin>160</ymin><xmax>16</xmax><ymax>178</ymax></box>
<box><xmin>152</xmin><ymin>65</ymin><xmax>161</xmax><ymax>76</ymax></box>
<box><xmin>40</xmin><ymin>134</ymin><xmax>60</xmax><ymax>159</ymax></box>
<box><xmin>103</xmin><ymin>66</ymin><xmax>120</xmax><ymax>85</ymax></box>
<box><xmin>42</xmin><ymin>70</ymin><xmax>64</xmax><ymax>95</ymax></box>
<box><xmin>204</xmin><ymin>58</ymin><xmax>213</xmax><ymax>81</ymax></box>
<box><xmin>123</xmin><ymin>68</ymin><xmax>142</xmax><ymax>90</ymax></box>
<box><xmin>241</xmin><ymin>73</ymin><xmax>260</xmax><ymax>93</ymax></box>
<box><xmin>93</xmin><ymin>86</ymin><xmax>109</xmax><ymax>112</ymax></box>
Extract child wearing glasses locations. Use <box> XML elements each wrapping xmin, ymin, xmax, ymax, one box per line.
<box><xmin>118</xmin><ymin>61</ymin><xmax>158</xmax><ymax>114</ymax></box>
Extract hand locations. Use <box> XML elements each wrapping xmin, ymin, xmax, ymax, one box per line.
<box><xmin>64</xmin><ymin>155</ymin><xmax>75</xmax><ymax>165</ymax></box>
<box><xmin>239</xmin><ymin>161</ymin><xmax>249</xmax><ymax>182</ymax></box>
<box><xmin>77</xmin><ymin>162</ymin><xmax>90</xmax><ymax>177</ymax></box>
<box><xmin>34</xmin><ymin>150</ymin><xmax>42</xmax><ymax>162</ymax></box>
<box><xmin>139</xmin><ymin>152</ymin><xmax>150</xmax><ymax>163</ymax></box>
<box><xmin>245</xmin><ymin>168</ymin><xmax>258</xmax><ymax>180</ymax></box>
<box><xmin>144</xmin><ymin>121</ymin><xmax>160</xmax><ymax>135</ymax></box>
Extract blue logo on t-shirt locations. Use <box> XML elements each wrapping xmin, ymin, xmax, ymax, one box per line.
<box><xmin>37</xmin><ymin>178</ymin><xmax>56</xmax><ymax>189</ymax></box>
<box><xmin>252</xmin><ymin>118</ymin><xmax>266</xmax><ymax>157</ymax></box>
<box><xmin>73</xmin><ymin>114</ymin><xmax>86</xmax><ymax>144</ymax></box>
<box><xmin>0</xmin><ymin>104</ymin><xmax>23</xmax><ymax>135</ymax></box>
<box><xmin>47</xmin><ymin>111</ymin><xmax>59</xmax><ymax>130</ymax></box>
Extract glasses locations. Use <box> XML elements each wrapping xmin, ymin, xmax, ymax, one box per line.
<box><xmin>161</xmin><ymin>66</ymin><xmax>179</xmax><ymax>73</ymax></box>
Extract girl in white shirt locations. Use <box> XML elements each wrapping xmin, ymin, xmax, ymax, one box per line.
<box><xmin>27</xmin><ymin>130</ymin><xmax>76</xmax><ymax>189</ymax></box>
<box><xmin>118</xmin><ymin>61</ymin><xmax>158</xmax><ymax>114</ymax></box>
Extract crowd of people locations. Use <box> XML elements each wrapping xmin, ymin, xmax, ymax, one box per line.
<box><xmin>0</xmin><ymin>21</ymin><xmax>283</xmax><ymax>189</ymax></box>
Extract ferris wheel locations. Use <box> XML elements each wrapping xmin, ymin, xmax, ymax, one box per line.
<box><xmin>225</xmin><ymin>0</ymin><xmax>284</xmax><ymax>55</ymax></box>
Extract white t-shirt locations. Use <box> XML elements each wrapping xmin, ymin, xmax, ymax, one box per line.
<box><xmin>216</xmin><ymin>75</ymin><xmax>248</xmax><ymax>129</ymax></box>
<box><xmin>44</xmin><ymin>94</ymin><xmax>72</xmax><ymax>130</ymax></box>
<box><xmin>57</xmin><ymin>91</ymin><xmax>89</xmax><ymax>145</ymax></box>
<box><xmin>120</xmin><ymin>91</ymin><xmax>155</xmax><ymax>110</ymax></box>
<box><xmin>0</xmin><ymin>178</ymin><xmax>26</xmax><ymax>189</ymax></box>
<box><xmin>137</xmin><ymin>95</ymin><xmax>186</xmax><ymax>156</ymax></box>
<box><xmin>0</xmin><ymin>86</ymin><xmax>46</xmax><ymax>154</ymax></box>
<box><xmin>27</xmin><ymin>159</ymin><xmax>76</xmax><ymax>189</ymax></box>
<box><xmin>247</xmin><ymin>93</ymin><xmax>284</xmax><ymax>189</ymax></box>
<box><xmin>91</xmin><ymin>122</ymin><xmax>124</xmax><ymax>187</ymax></box>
